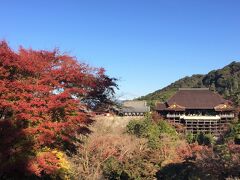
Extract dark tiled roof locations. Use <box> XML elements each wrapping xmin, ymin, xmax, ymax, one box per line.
<box><xmin>155</xmin><ymin>103</ymin><xmax>167</xmax><ymax>110</ymax></box>
<box><xmin>121</xmin><ymin>100</ymin><xmax>150</xmax><ymax>113</ymax></box>
<box><xmin>166</xmin><ymin>88</ymin><xmax>226</xmax><ymax>109</ymax></box>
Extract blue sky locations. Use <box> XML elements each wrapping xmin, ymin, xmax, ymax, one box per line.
<box><xmin>1</xmin><ymin>0</ymin><xmax>240</xmax><ymax>99</ymax></box>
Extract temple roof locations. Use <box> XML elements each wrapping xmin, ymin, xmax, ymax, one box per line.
<box><xmin>121</xmin><ymin>100</ymin><xmax>150</xmax><ymax>113</ymax></box>
<box><xmin>156</xmin><ymin>88</ymin><xmax>232</xmax><ymax>110</ymax></box>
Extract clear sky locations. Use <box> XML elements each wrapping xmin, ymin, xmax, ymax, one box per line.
<box><xmin>1</xmin><ymin>0</ymin><xmax>240</xmax><ymax>99</ymax></box>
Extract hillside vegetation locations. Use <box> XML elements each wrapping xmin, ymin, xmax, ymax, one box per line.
<box><xmin>138</xmin><ymin>61</ymin><xmax>240</xmax><ymax>106</ymax></box>
<box><xmin>70</xmin><ymin>114</ymin><xmax>240</xmax><ymax>179</ymax></box>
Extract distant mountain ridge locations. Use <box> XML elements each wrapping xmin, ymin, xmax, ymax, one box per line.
<box><xmin>138</xmin><ymin>61</ymin><xmax>240</xmax><ymax>106</ymax></box>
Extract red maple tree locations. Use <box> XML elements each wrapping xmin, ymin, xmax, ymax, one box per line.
<box><xmin>0</xmin><ymin>41</ymin><xmax>117</xmax><ymax>177</ymax></box>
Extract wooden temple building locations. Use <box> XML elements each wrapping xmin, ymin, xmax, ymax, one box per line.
<box><xmin>155</xmin><ymin>88</ymin><xmax>235</xmax><ymax>136</ymax></box>
<box><xmin>119</xmin><ymin>100</ymin><xmax>150</xmax><ymax>116</ymax></box>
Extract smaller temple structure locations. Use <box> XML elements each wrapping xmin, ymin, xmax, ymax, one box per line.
<box><xmin>119</xmin><ymin>100</ymin><xmax>150</xmax><ymax>116</ymax></box>
<box><xmin>155</xmin><ymin>88</ymin><xmax>235</xmax><ymax>136</ymax></box>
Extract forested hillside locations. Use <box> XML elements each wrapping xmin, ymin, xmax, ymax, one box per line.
<box><xmin>138</xmin><ymin>61</ymin><xmax>240</xmax><ymax>106</ymax></box>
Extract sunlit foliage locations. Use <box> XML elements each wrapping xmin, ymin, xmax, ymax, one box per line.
<box><xmin>0</xmin><ymin>41</ymin><xmax>117</xmax><ymax>178</ymax></box>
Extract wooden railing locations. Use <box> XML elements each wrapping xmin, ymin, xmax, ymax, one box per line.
<box><xmin>167</xmin><ymin>113</ymin><xmax>235</xmax><ymax>119</ymax></box>
<box><xmin>219</xmin><ymin>114</ymin><xmax>234</xmax><ymax>118</ymax></box>
<box><xmin>166</xmin><ymin>114</ymin><xmax>181</xmax><ymax>118</ymax></box>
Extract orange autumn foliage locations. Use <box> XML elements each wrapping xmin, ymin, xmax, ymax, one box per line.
<box><xmin>0</xmin><ymin>41</ymin><xmax>117</xmax><ymax>177</ymax></box>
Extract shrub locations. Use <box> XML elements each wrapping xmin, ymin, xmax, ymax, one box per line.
<box><xmin>156</xmin><ymin>161</ymin><xmax>211</xmax><ymax>180</ymax></box>
<box><xmin>225</xmin><ymin>120</ymin><xmax>240</xmax><ymax>143</ymax></box>
<box><xmin>126</xmin><ymin>119</ymin><xmax>149</xmax><ymax>138</ymax></box>
<box><xmin>186</xmin><ymin>133</ymin><xmax>195</xmax><ymax>144</ymax></box>
<box><xmin>157</xmin><ymin>120</ymin><xmax>178</xmax><ymax>137</ymax></box>
<box><xmin>196</xmin><ymin>132</ymin><xmax>214</xmax><ymax>146</ymax></box>
<box><xmin>234</xmin><ymin>134</ymin><xmax>240</xmax><ymax>144</ymax></box>
<box><xmin>102</xmin><ymin>157</ymin><xmax>124</xmax><ymax>180</ymax></box>
<box><xmin>126</xmin><ymin>117</ymin><xmax>178</xmax><ymax>149</ymax></box>
<box><xmin>204</xmin><ymin>133</ymin><xmax>214</xmax><ymax>145</ymax></box>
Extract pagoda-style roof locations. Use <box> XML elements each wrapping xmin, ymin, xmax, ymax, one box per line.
<box><xmin>156</xmin><ymin>88</ymin><xmax>233</xmax><ymax>110</ymax></box>
<box><xmin>155</xmin><ymin>102</ymin><xmax>185</xmax><ymax>111</ymax></box>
